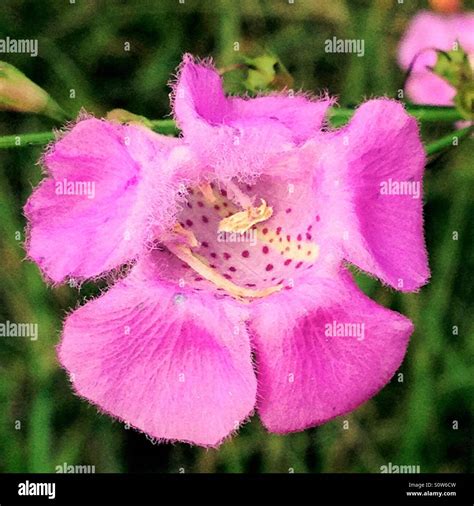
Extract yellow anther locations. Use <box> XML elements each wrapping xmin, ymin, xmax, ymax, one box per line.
<box><xmin>218</xmin><ymin>199</ymin><xmax>273</xmax><ymax>234</ymax></box>
<box><xmin>172</xmin><ymin>223</ymin><xmax>199</xmax><ymax>248</ymax></box>
<box><xmin>198</xmin><ymin>182</ymin><xmax>217</xmax><ymax>204</ymax></box>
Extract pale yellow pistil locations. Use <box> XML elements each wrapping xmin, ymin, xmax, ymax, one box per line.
<box><xmin>166</xmin><ymin>243</ymin><xmax>283</xmax><ymax>302</ymax></box>
<box><xmin>218</xmin><ymin>199</ymin><xmax>273</xmax><ymax>234</ymax></box>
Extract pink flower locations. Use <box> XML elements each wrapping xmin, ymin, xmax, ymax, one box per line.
<box><xmin>24</xmin><ymin>55</ymin><xmax>430</xmax><ymax>447</ymax></box>
<box><xmin>398</xmin><ymin>10</ymin><xmax>474</xmax><ymax>105</ymax></box>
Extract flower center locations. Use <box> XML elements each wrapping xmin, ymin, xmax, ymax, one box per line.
<box><xmin>161</xmin><ymin>179</ymin><xmax>320</xmax><ymax>302</ymax></box>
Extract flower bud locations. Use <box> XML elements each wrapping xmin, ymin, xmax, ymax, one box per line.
<box><xmin>0</xmin><ymin>61</ymin><xmax>67</xmax><ymax>121</ymax></box>
<box><xmin>105</xmin><ymin>108</ymin><xmax>153</xmax><ymax>128</ymax></box>
<box><xmin>430</xmin><ymin>45</ymin><xmax>473</xmax><ymax>121</ymax></box>
<box><xmin>430</xmin><ymin>44</ymin><xmax>472</xmax><ymax>88</ymax></box>
<box><xmin>243</xmin><ymin>54</ymin><xmax>294</xmax><ymax>92</ymax></box>
<box><xmin>429</xmin><ymin>0</ymin><xmax>462</xmax><ymax>14</ymax></box>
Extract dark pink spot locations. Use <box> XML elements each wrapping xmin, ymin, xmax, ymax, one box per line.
<box><xmin>229</xmin><ymin>266</ymin><xmax>237</xmax><ymax>272</ymax></box>
<box><xmin>201</xmin><ymin>241</ymin><xmax>209</xmax><ymax>248</ymax></box>
<box><xmin>210</xmin><ymin>264</ymin><xmax>216</xmax><ymax>269</ymax></box>
<box><xmin>202</xmin><ymin>215</ymin><xmax>209</xmax><ymax>223</ymax></box>
<box><xmin>297</xmin><ymin>234</ymin><xmax>302</xmax><ymax>241</ymax></box>
<box><xmin>316</xmin><ymin>215</ymin><xmax>320</xmax><ymax>222</ymax></box>
<box><xmin>262</xmin><ymin>246</ymin><xmax>269</xmax><ymax>254</ymax></box>
<box><xmin>246</xmin><ymin>283</ymin><xmax>256</xmax><ymax>287</ymax></box>
<box><xmin>223</xmin><ymin>202</ymin><xmax>228</xmax><ymax>207</ymax></box>
<box><xmin>220</xmin><ymin>189</ymin><xmax>227</xmax><ymax>197</ymax></box>
<box><xmin>214</xmin><ymin>205</ymin><xmax>220</xmax><ymax>210</ymax></box>
<box><xmin>223</xmin><ymin>252</ymin><xmax>231</xmax><ymax>260</ymax></box>
<box><xmin>211</xmin><ymin>253</ymin><xmax>217</xmax><ymax>259</ymax></box>
<box><xmin>297</xmin><ymin>245</ymin><xmax>301</xmax><ymax>250</ymax></box>
<box><xmin>187</xmin><ymin>202</ymin><xmax>193</xmax><ymax>209</ymax></box>
<box><xmin>223</xmin><ymin>274</ymin><xmax>232</xmax><ymax>280</ymax></box>
<box><xmin>296</xmin><ymin>262</ymin><xmax>303</xmax><ymax>268</ymax></box>
<box><xmin>286</xmin><ymin>235</ymin><xmax>291</xmax><ymax>242</ymax></box>
<box><xmin>242</xmin><ymin>250</ymin><xmax>249</xmax><ymax>258</ymax></box>
<box><xmin>276</xmin><ymin>227</ymin><xmax>282</xmax><ymax>235</ymax></box>
<box><xmin>195</xmin><ymin>277</ymin><xmax>203</xmax><ymax>281</ymax></box>
<box><xmin>197</xmin><ymin>201</ymin><xmax>204</xmax><ymax>207</ymax></box>
<box><xmin>306</xmin><ymin>233</ymin><xmax>312</xmax><ymax>240</ymax></box>
<box><xmin>284</xmin><ymin>259</ymin><xmax>292</xmax><ymax>266</ymax></box>
<box><xmin>266</xmin><ymin>264</ymin><xmax>274</xmax><ymax>271</ymax></box>
<box><xmin>185</xmin><ymin>219</ymin><xmax>193</xmax><ymax>227</ymax></box>
<box><xmin>285</xmin><ymin>208</ymin><xmax>292</xmax><ymax>213</ymax></box>
<box><xmin>262</xmin><ymin>228</ymin><xmax>268</xmax><ymax>235</ymax></box>
<box><xmin>188</xmin><ymin>188</ymin><xmax>194</xmax><ymax>195</ymax></box>
<box><xmin>307</xmin><ymin>225</ymin><xmax>313</xmax><ymax>231</ymax></box>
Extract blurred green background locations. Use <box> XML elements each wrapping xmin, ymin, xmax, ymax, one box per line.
<box><xmin>0</xmin><ymin>0</ymin><xmax>473</xmax><ymax>473</ymax></box>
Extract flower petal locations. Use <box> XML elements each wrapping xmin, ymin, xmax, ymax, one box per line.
<box><xmin>405</xmin><ymin>71</ymin><xmax>456</xmax><ymax>106</ymax></box>
<box><xmin>25</xmin><ymin>118</ymin><xmax>181</xmax><ymax>283</ymax></box>
<box><xmin>315</xmin><ymin>99</ymin><xmax>429</xmax><ymax>291</ymax></box>
<box><xmin>250</xmin><ymin>270</ymin><xmax>412</xmax><ymax>434</ymax></box>
<box><xmin>398</xmin><ymin>11</ymin><xmax>474</xmax><ymax>72</ymax></box>
<box><xmin>172</xmin><ymin>54</ymin><xmax>333</xmax><ymax>181</ymax></box>
<box><xmin>58</xmin><ymin>264</ymin><xmax>257</xmax><ymax>447</ymax></box>
<box><xmin>398</xmin><ymin>11</ymin><xmax>474</xmax><ymax>105</ymax></box>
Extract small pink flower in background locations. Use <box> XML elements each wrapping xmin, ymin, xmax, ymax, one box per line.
<box><xmin>398</xmin><ymin>10</ymin><xmax>474</xmax><ymax>105</ymax></box>
<box><xmin>24</xmin><ymin>55</ymin><xmax>429</xmax><ymax>447</ymax></box>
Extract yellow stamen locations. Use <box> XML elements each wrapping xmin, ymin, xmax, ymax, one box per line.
<box><xmin>198</xmin><ymin>182</ymin><xmax>216</xmax><ymax>204</ymax></box>
<box><xmin>172</xmin><ymin>223</ymin><xmax>199</xmax><ymax>248</ymax></box>
<box><xmin>166</xmin><ymin>243</ymin><xmax>283</xmax><ymax>302</ymax></box>
<box><xmin>218</xmin><ymin>199</ymin><xmax>273</xmax><ymax>234</ymax></box>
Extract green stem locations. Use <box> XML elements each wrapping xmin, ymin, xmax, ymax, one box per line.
<box><xmin>424</xmin><ymin>126</ymin><xmax>472</xmax><ymax>156</ymax></box>
<box><xmin>148</xmin><ymin>118</ymin><xmax>179</xmax><ymax>135</ymax></box>
<box><xmin>0</xmin><ymin>119</ymin><xmax>178</xmax><ymax>148</ymax></box>
<box><xmin>0</xmin><ymin>109</ymin><xmax>469</xmax><ymax>157</ymax></box>
<box><xmin>405</xmin><ymin>105</ymin><xmax>467</xmax><ymax>122</ymax></box>
<box><xmin>329</xmin><ymin>105</ymin><xmax>465</xmax><ymax>124</ymax></box>
<box><xmin>0</xmin><ymin>131</ymin><xmax>55</xmax><ymax>148</ymax></box>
